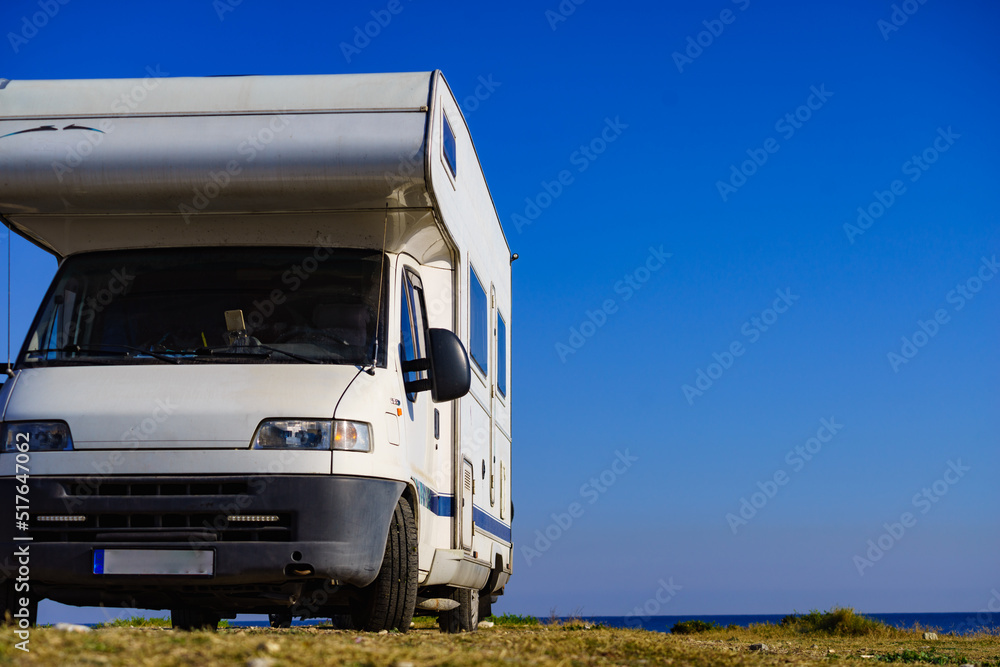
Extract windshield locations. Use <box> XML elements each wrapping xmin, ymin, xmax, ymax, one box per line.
<box><xmin>20</xmin><ymin>247</ymin><xmax>388</xmax><ymax>367</ymax></box>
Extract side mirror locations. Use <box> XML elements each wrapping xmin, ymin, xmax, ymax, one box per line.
<box><xmin>427</xmin><ymin>328</ymin><xmax>471</xmax><ymax>402</ymax></box>
<box><xmin>401</xmin><ymin>329</ymin><xmax>471</xmax><ymax>402</ymax></box>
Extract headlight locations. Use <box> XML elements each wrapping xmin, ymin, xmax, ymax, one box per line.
<box><xmin>252</xmin><ymin>420</ymin><xmax>331</xmax><ymax>450</ymax></box>
<box><xmin>251</xmin><ymin>420</ymin><xmax>371</xmax><ymax>452</ymax></box>
<box><xmin>2</xmin><ymin>422</ymin><xmax>74</xmax><ymax>452</ymax></box>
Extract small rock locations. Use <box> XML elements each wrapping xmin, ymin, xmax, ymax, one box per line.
<box><xmin>811</xmin><ymin>644</ymin><xmax>819</xmax><ymax>649</ymax></box>
<box><xmin>247</xmin><ymin>659</ymin><xmax>274</xmax><ymax>667</ymax></box>
<box><xmin>478</xmin><ymin>621</ymin><xmax>495</xmax><ymax>628</ymax></box>
<box><xmin>378</xmin><ymin>629</ymin><xmax>389</xmax><ymax>635</ymax></box>
<box><xmin>256</xmin><ymin>641</ymin><xmax>281</xmax><ymax>654</ymax></box>
<box><xmin>749</xmin><ymin>643</ymin><xmax>768</xmax><ymax>652</ymax></box>
<box><xmin>392</xmin><ymin>663</ymin><xmax>415</xmax><ymax>667</ymax></box>
<box><xmin>54</xmin><ymin>623</ymin><xmax>91</xmax><ymax>633</ymax></box>
<box><xmin>923</xmin><ymin>632</ymin><xmax>938</xmax><ymax>640</ymax></box>
<box><xmin>829</xmin><ymin>649</ymin><xmax>837</xmax><ymax>654</ymax></box>
<box><xmin>354</xmin><ymin>637</ymin><xmax>364</xmax><ymax>643</ymax></box>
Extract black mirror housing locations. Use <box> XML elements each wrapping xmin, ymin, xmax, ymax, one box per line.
<box><xmin>426</xmin><ymin>328</ymin><xmax>471</xmax><ymax>402</ymax></box>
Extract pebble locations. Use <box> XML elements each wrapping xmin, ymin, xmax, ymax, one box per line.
<box><xmin>54</xmin><ymin>623</ymin><xmax>91</xmax><ymax>633</ymax></box>
<box><xmin>478</xmin><ymin>621</ymin><xmax>495</xmax><ymax>628</ymax></box>
<box><xmin>256</xmin><ymin>640</ymin><xmax>281</xmax><ymax>654</ymax></box>
<box><xmin>923</xmin><ymin>632</ymin><xmax>938</xmax><ymax>640</ymax></box>
<box><xmin>749</xmin><ymin>643</ymin><xmax>768</xmax><ymax>652</ymax></box>
<box><xmin>378</xmin><ymin>629</ymin><xmax>389</xmax><ymax>635</ymax></box>
<box><xmin>247</xmin><ymin>659</ymin><xmax>274</xmax><ymax>667</ymax></box>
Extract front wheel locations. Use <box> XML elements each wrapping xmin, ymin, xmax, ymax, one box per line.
<box><xmin>349</xmin><ymin>497</ymin><xmax>417</xmax><ymax>632</ymax></box>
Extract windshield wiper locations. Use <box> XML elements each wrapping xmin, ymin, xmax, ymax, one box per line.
<box><xmin>31</xmin><ymin>344</ymin><xmax>181</xmax><ymax>364</ymax></box>
<box><xmin>161</xmin><ymin>344</ymin><xmax>322</xmax><ymax>365</ymax></box>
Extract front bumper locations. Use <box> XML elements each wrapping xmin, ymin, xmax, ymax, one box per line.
<box><xmin>0</xmin><ymin>474</ymin><xmax>403</xmax><ymax>610</ymax></box>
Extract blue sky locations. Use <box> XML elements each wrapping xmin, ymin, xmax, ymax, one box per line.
<box><xmin>1</xmin><ymin>0</ymin><xmax>998</xmax><ymax>623</ymax></box>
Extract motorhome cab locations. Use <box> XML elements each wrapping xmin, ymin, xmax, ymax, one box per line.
<box><xmin>0</xmin><ymin>71</ymin><xmax>512</xmax><ymax>631</ymax></box>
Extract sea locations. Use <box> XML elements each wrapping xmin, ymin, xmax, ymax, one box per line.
<box><xmin>228</xmin><ymin>612</ymin><xmax>997</xmax><ymax>634</ymax></box>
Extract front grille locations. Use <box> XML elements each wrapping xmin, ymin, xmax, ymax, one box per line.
<box><xmin>29</xmin><ymin>512</ymin><xmax>292</xmax><ymax>543</ymax></box>
<box><xmin>34</xmin><ymin>477</ymin><xmax>291</xmax><ymax>543</ymax></box>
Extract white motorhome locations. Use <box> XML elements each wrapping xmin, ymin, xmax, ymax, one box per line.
<box><xmin>0</xmin><ymin>71</ymin><xmax>512</xmax><ymax>631</ymax></box>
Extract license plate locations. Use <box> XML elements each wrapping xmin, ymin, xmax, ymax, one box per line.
<box><xmin>93</xmin><ymin>549</ymin><xmax>214</xmax><ymax>576</ymax></box>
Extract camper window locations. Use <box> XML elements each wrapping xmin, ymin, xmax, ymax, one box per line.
<box><xmin>443</xmin><ymin>114</ymin><xmax>457</xmax><ymax>177</ymax></box>
<box><xmin>470</xmin><ymin>267</ymin><xmax>488</xmax><ymax>376</ymax></box>
<box><xmin>497</xmin><ymin>311</ymin><xmax>507</xmax><ymax>398</ymax></box>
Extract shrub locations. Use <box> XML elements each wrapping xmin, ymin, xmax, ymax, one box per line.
<box><xmin>671</xmin><ymin>619</ymin><xmax>722</xmax><ymax>634</ymax></box>
<box><xmin>779</xmin><ymin>607</ymin><xmax>897</xmax><ymax>637</ymax></box>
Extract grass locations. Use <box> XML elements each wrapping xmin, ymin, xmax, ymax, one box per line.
<box><xmin>1</xmin><ymin>609</ymin><xmax>996</xmax><ymax>666</ymax></box>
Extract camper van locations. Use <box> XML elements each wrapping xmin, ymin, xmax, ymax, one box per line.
<box><xmin>0</xmin><ymin>71</ymin><xmax>512</xmax><ymax>632</ymax></box>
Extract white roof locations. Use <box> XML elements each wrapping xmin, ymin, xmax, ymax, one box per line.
<box><xmin>0</xmin><ymin>72</ymin><xmax>433</xmax><ymax>118</ymax></box>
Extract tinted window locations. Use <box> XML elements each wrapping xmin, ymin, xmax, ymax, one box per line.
<box><xmin>470</xmin><ymin>267</ymin><xmax>488</xmax><ymax>375</ymax></box>
<box><xmin>443</xmin><ymin>115</ymin><xmax>457</xmax><ymax>177</ymax></box>
<box><xmin>20</xmin><ymin>247</ymin><xmax>387</xmax><ymax>367</ymax></box>
<box><xmin>497</xmin><ymin>311</ymin><xmax>507</xmax><ymax>397</ymax></box>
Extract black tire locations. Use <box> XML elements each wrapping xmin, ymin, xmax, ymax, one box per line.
<box><xmin>437</xmin><ymin>587</ymin><xmax>479</xmax><ymax>633</ymax></box>
<box><xmin>1</xmin><ymin>578</ymin><xmax>36</xmax><ymax>628</ymax></box>
<box><xmin>269</xmin><ymin>612</ymin><xmax>292</xmax><ymax>628</ymax></box>
<box><xmin>349</xmin><ymin>497</ymin><xmax>417</xmax><ymax>632</ymax></box>
<box><xmin>170</xmin><ymin>609</ymin><xmax>220</xmax><ymax>631</ymax></box>
<box><xmin>478</xmin><ymin>592</ymin><xmax>493</xmax><ymax>621</ymax></box>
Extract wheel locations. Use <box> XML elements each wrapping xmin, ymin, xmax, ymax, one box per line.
<box><xmin>269</xmin><ymin>611</ymin><xmax>292</xmax><ymax>628</ymax></box>
<box><xmin>349</xmin><ymin>497</ymin><xmax>417</xmax><ymax>632</ymax></box>
<box><xmin>437</xmin><ymin>587</ymin><xmax>479</xmax><ymax>633</ymax></box>
<box><xmin>478</xmin><ymin>592</ymin><xmax>493</xmax><ymax>621</ymax></box>
<box><xmin>2</xmin><ymin>578</ymin><xmax>36</xmax><ymax>627</ymax></box>
<box><xmin>171</xmin><ymin>608</ymin><xmax>220</xmax><ymax>631</ymax></box>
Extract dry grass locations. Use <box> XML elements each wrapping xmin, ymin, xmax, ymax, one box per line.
<box><xmin>0</xmin><ymin>621</ymin><xmax>997</xmax><ymax>666</ymax></box>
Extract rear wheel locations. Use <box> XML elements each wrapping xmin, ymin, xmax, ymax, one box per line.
<box><xmin>170</xmin><ymin>609</ymin><xmax>220</xmax><ymax>631</ymax></box>
<box><xmin>349</xmin><ymin>497</ymin><xmax>417</xmax><ymax>632</ymax></box>
<box><xmin>269</xmin><ymin>611</ymin><xmax>292</xmax><ymax>628</ymax></box>
<box><xmin>438</xmin><ymin>587</ymin><xmax>479</xmax><ymax>633</ymax></box>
